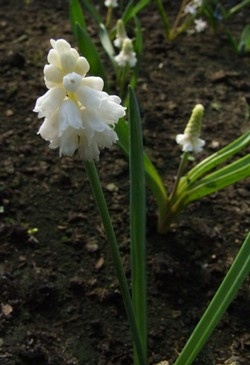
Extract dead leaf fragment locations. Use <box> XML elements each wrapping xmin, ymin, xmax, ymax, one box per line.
<box><xmin>1</xmin><ymin>303</ymin><xmax>13</xmax><ymax>316</ymax></box>
<box><xmin>95</xmin><ymin>256</ymin><xmax>104</xmax><ymax>270</ymax></box>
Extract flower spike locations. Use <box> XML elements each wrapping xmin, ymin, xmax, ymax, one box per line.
<box><xmin>115</xmin><ymin>38</ymin><xmax>137</xmax><ymax>68</ymax></box>
<box><xmin>176</xmin><ymin>104</ymin><xmax>205</xmax><ymax>153</ymax></box>
<box><xmin>34</xmin><ymin>39</ymin><xmax>126</xmax><ymax>161</ymax></box>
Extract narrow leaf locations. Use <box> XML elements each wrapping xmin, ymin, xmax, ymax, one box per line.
<box><xmin>99</xmin><ymin>23</ymin><xmax>116</xmax><ymax>65</ymax></box>
<box><xmin>75</xmin><ymin>24</ymin><xmax>107</xmax><ymax>84</ymax></box>
<box><xmin>129</xmin><ymin>86</ymin><xmax>147</xmax><ymax>363</ymax></box>
<box><xmin>80</xmin><ymin>0</ymin><xmax>102</xmax><ymax>25</ymax></box>
<box><xmin>184</xmin><ymin>154</ymin><xmax>250</xmax><ymax>204</ymax></box>
<box><xmin>69</xmin><ymin>0</ymin><xmax>86</xmax><ymax>33</ymax></box>
<box><xmin>122</xmin><ymin>0</ymin><xmax>150</xmax><ymax>24</ymax></box>
<box><xmin>84</xmin><ymin>161</ymin><xmax>145</xmax><ymax>365</ymax></box>
<box><xmin>129</xmin><ymin>16</ymin><xmax>142</xmax><ymax>90</ymax></box>
<box><xmin>174</xmin><ymin>232</ymin><xmax>250</xmax><ymax>365</ymax></box>
<box><xmin>154</xmin><ymin>0</ymin><xmax>170</xmax><ymax>37</ymax></box>
<box><xmin>238</xmin><ymin>24</ymin><xmax>250</xmax><ymax>53</ymax></box>
<box><xmin>226</xmin><ymin>0</ymin><xmax>250</xmax><ymax>18</ymax></box>
<box><xmin>115</xmin><ymin>117</ymin><xmax>168</xmax><ymax>207</ymax></box>
<box><xmin>178</xmin><ymin>131</ymin><xmax>250</xmax><ymax>192</ymax></box>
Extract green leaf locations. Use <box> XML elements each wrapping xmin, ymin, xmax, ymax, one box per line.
<box><xmin>184</xmin><ymin>154</ymin><xmax>250</xmax><ymax>204</ymax></box>
<box><xmin>226</xmin><ymin>0</ymin><xmax>250</xmax><ymax>18</ymax></box>
<box><xmin>78</xmin><ymin>1</ymin><xmax>116</xmax><ymax>69</ymax></box>
<box><xmin>84</xmin><ymin>161</ymin><xmax>145</xmax><ymax>365</ymax></box>
<box><xmin>179</xmin><ymin>131</ymin><xmax>250</xmax><ymax>192</ymax></box>
<box><xmin>226</xmin><ymin>30</ymin><xmax>239</xmax><ymax>54</ymax></box>
<box><xmin>154</xmin><ymin>0</ymin><xmax>170</xmax><ymax>37</ymax></box>
<box><xmin>80</xmin><ymin>0</ymin><xmax>102</xmax><ymax>25</ymax></box>
<box><xmin>115</xmin><ymin>117</ymin><xmax>168</xmax><ymax>210</ymax></box>
<box><xmin>238</xmin><ymin>24</ymin><xmax>250</xmax><ymax>53</ymax></box>
<box><xmin>143</xmin><ymin>152</ymin><xmax>168</xmax><ymax>213</ymax></box>
<box><xmin>174</xmin><ymin>232</ymin><xmax>250</xmax><ymax>365</ymax></box>
<box><xmin>75</xmin><ymin>24</ymin><xmax>107</xmax><ymax>84</ymax></box>
<box><xmin>69</xmin><ymin>0</ymin><xmax>86</xmax><ymax>33</ymax></box>
<box><xmin>134</xmin><ymin>17</ymin><xmax>143</xmax><ymax>56</ymax></box>
<box><xmin>128</xmin><ymin>86</ymin><xmax>147</xmax><ymax>363</ymax></box>
<box><xmin>129</xmin><ymin>16</ymin><xmax>143</xmax><ymax>90</ymax></box>
<box><xmin>122</xmin><ymin>0</ymin><xmax>150</xmax><ymax>24</ymax></box>
<box><xmin>99</xmin><ymin>23</ymin><xmax>116</xmax><ymax>65</ymax></box>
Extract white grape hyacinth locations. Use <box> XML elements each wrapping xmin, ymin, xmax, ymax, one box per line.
<box><xmin>194</xmin><ymin>18</ymin><xmax>207</xmax><ymax>32</ymax></box>
<box><xmin>176</xmin><ymin>104</ymin><xmax>205</xmax><ymax>153</ymax></box>
<box><xmin>34</xmin><ymin>39</ymin><xmax>126</xmax><ymax>161</ymax></box>
<box><xmin>115</xmin><ymin>38</ymin><xmax>137</xmax><ymax>68</ymax></box>
<box><xmin>184</xmin><ymin>0</ymin><xmax>203</xmax><ymax>15</ymax></box>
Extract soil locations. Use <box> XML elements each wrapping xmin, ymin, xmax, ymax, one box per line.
<box><xmin>0</xmin><ymin>1</ymin><xmax>250</xmax><ymax>365</ymax></box>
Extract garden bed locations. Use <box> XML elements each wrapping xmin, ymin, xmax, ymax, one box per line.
<box><xmin>0</xmin><ymin>1</ymin><xmax>249</xmax><ymax>364</ymax></box>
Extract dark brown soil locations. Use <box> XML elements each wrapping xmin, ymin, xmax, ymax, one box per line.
<box><xmin>0</xmin><ymin>1</ymin><xmax>249</xmax><ymax>365</ymax></box>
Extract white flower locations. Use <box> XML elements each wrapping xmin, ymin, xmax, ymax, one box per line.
<box><xmin>104</xmin><ymin>0</ymin><xmax>118</xmax><ymax>8</ymax></box>
<box><xmin>34</xmin><ymin>39</ymin><xmax>126</xmax><ymax>161</ymax></box>
<box><xmin>176</xmin><ymin>134</ymin><xmax>205</xmax><ymax>153</ymax></box>
<box><xmin>176</xmin><ymin>104</ymin><xmax>205</xmax><ymax>153</ymax></box>
<box><xmin>184</xmin><ymin>0</ymin><xmax>202</xmax><ymax>15</ymax></box>
<box><xmin>184</xmin><ymin>4</ymin><xmax>197</xmax><ymax>15</ymax></box>
<box><xmin>115</xmin><ymin>38</ymin><xmax>137</xmax><ymax>68</ymax></box>
<box><xmin>194</xmin><ymin>18</ymin><xmax>207</xmax><ymax>32</ymax></box>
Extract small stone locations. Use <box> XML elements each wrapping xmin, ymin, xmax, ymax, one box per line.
<box><xmin>1</xmin><ymin>303</ymin><xmax>13</xmax><ymax>316</ymax></box>
<box><xmin>171</xmin><ymin>310</ymin><xmax>182</xmax><ymax>318</ymax></box>
<box><xmin>210</xmin><ymin>140</ymin><xmax>220</xmax><ymax>149</ymax></box>
<box><xmin>5</xmin><ymin>109</ymin><xmax>14</xmax><ymax>117</ymax></box>
<box><xmin>86</xmin><ymin>241</ymin><xmax>99</xmax><ymax>252</ymax></box>
<box><xmin>106</xmin><ymin>183</ymin><xmax>118</xmax><ymax>192</ymax></box>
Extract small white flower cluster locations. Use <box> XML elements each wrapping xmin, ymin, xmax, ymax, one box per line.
<box><xmin>34</xmin><ymin>39</ymin><xmax>125</xmax><ymax>161</ymax></box>
<box><xmin>184</xmin><ymin>1</ymin><xmax>207</xmax><ymax>33</ymax></box>
<box><xmin>194</xmin><ymin>18</ymin><xmax>207</xmax><ymax>33</ymax></box>
<box><xmin>113</xmin><ymin>20</ymin><xmax>137</xmax><ymax>68</ymax></box>
<box><xmin>115</xmin><ymin>38</ymin><xmax>137</xmax><ymax>68</ymax></box>
<box><xmin>104</xmin><ymin>0</ymin><xmax>118</xmax><ymax>8</ymax></box>
<box><xmin>176</xmin><ymin>104</ymin><xmax>205</xmax><ymax>154</ymax></box>
<box><xmin>184</xmin><ymin>0</ymin><xmax>202</xmax><ymax>15</ymax></box>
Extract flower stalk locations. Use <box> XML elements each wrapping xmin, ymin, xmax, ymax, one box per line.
<box><xmin>84</xmin><ymin>161</ymin><xmax>146</xmax><ymax>365</ymax></box>
<box><xmin>158</xmin><ymin>104</ymin><xmax>205</xmax><ymax>233</ymax></box>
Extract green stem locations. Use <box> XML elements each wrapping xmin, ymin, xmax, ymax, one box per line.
<box><xmin>105</xmin><ymin>6</ymin><xmax>113</xmax><ymax>29</ymax></box>
<box><xmin>84</xmin><ymin>161</ymin><xmax>145</xmax><ymax>365</ymax></box>
<box><xmin>170</xmin><ymin>0</ymin><xmax>189</xmax><ymax>40</ymax></box>
<box><xmin>118</xmin><ymin>65</ymin><xmax>129</xmax><ymax>100</ymax></box>
<box><xmin>154</xmin><ymin>0</ymin><xmax>171</xmax><ymax>39</ymax></box>
<box><xmin>174</xmin><ymin>231</ymin><xmax>250</xmax><ymax>365</ymax></box>
<box><xmin>169</xmin><ymin>152</ymin><xmax>189</xmax><ymax>203</ymax></box>
<box><xmin>158</xmin><ymin>152</ymin><xmax>189</xmax><ymax>233</ymax></box>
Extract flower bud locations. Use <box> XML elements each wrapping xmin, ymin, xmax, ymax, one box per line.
<box><xmin>184</xmin><ymin>104</ymin><xmax>204</xmax><ymax>137</ymax></box>
<box><xmin>104</xmin><ymin>0</ymin><xmax>118</xmax><ymax>8</ymax></box>
<box><xmin>176</xmin><ymin>104</ymin><xmax>205</xmax><ymax>154</ymax></box>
